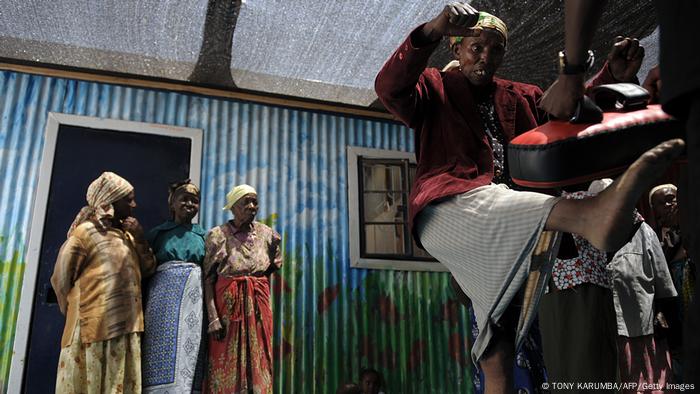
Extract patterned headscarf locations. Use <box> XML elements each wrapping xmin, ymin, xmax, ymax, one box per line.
<box><xmin>223</xmin><ymin>184</ymin><xmax>257</xmax><ymax>211</ymax></box>
<box><xmin>449</xmin><ymin>11</ymin><xmax>508</xmax><ymax>47</ymax></box>
<box><xmin>168</xmin><ymin>179</ymin><xmax>200</xmax><ymax>206</ymax></box>
<box><xmin>67</xmin><ymin>172</ymin><xmax>133</xmax><ymax>237</ymax></box>
<box><xmin>168</xmin><ymin>179</ymin><xmax>200</xmax><ymax>219</ymax></box>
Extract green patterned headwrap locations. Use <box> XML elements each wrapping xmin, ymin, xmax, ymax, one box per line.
<box><xmin>449</xmin><ymin>11</ymin><xmax>508</xmax><ymax>47</ymax></box>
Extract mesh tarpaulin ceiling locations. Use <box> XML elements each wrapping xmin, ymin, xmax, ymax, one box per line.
<box><xmin>0</xmin><ymin>0</ymin><xmax>658</xmax><ymax>107</ymax></box>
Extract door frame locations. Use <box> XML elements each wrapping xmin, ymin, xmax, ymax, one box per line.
<box><xmin>8</xmin><ymin>113</ymin><xmax>203</xmax><ymax>392</ymax></box>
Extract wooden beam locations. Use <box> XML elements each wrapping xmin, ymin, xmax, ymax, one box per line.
<box><xmin>0</xmin><ymin>62</ymin><xmax>398</xmax><ymax>122</ymax></box>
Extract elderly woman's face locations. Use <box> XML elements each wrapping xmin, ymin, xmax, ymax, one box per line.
<box><xmin>171</xmin><ymin>192</ymin><xmax>200</xmax><ymax>223</ymax></box>
<box><xmin>453</xmin><ymin>29</ymin><xmax>505</xmax><ymax>86</ymax></box>
<box><xmin>231</xmin><ymin>193</ymin><xmax>258</xmax><ymax>225</ymax></box>
<box><xmin>112</xmin><ymin>191</ymin><xmax>136</xmax><ymax>221</ymax></box>
<box><xmin>651</xmin><ymin>187</ymin><xmax>678</xmax><ymax>227</ymax></box>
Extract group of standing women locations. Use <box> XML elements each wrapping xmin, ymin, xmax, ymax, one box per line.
<box><xmin>51</xmin><ymin>171</ymin><xmax>282</xmax><ymax>394</ymax></box>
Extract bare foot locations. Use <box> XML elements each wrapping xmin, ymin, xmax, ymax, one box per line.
<box><xmin>582</xmin><ymin>138</ymin><xmax>685</xmax><ymax>251</ymax></box>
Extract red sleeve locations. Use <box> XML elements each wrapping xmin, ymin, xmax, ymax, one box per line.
<box><xmin>374</xmin><ymin>25</ymin><xmax>441</xmax><ymax>129</ymax></box>
<box><xmin>526</xmin><ymin>85</ymin><xmax>547</xmax><ymax>125</ymax></box>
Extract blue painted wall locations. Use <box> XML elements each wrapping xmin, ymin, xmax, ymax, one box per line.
<box><xmin>0</xmin><ymin>70</ymin><xmax>472</xmax><ymax>393</ymax></box>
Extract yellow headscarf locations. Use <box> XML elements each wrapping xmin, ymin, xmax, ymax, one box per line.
<box><xmin>449</xmin><ymin>11</ymin><xmax>508</xmax><ymax>47</ymax></box>
<box><xmin>223</xmin><ymin>184</ymin><xmax>257</xmax><ymax>211</ymax></box>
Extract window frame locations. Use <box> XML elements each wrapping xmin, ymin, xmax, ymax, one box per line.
<box><xmin>346</xmin><ymin>146</ymin><xmax>447</xmax><ymax>272</ymax></box>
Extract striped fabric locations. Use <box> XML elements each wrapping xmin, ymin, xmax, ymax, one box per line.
<box><xmin>416</xmin><ymin>184</ymin><xmax>558</xmax><ymax>363</ymax></box>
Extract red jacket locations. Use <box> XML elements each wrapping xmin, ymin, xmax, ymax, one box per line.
<box><xmin>375</xmin><ymin>26</ymin><xmax>615</xmax><ymax>239</ymax></box>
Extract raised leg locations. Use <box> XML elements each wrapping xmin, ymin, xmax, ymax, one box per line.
<box><xmin>545</xmin><ymin>138</ymin><xmax>685</xmax><ymax>251</ymax></box>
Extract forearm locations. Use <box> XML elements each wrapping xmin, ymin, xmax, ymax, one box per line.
<box><xmin>565</xmin><ymin>0</ymin><xmax>606</xmax><ymax>65</ymax></box>
<box><xmin>375</xmin><ymin>25</ymin><xmax>439</xmax><ymax>121</ymax></box>
<box><xmin>51</xmin><ymin>237</ymin><xmax>85</xmax><ymax>315</ymax></box>
<box><xmin>134</xmin><ymin>239</ymin><xmax>157</xmax><ymax>278</ymax></box>
<box><xmin>420</xmin><ymin>20</ymin><xmax>445</xmax><ymax>44</ymax></box>
<box><xmin>204</xmin><ymin>278</ymin><xmax>219</xmax><ymax>321</ymax></box>
<box><xmin>540</xmin><ymin>0</ymin><xmax>606</xmax><ymax>119</ymax></box>
<box><xmin>378</xmin><ymin>25</ymin><xmax>440</xmax><ymax>82</ymax></box>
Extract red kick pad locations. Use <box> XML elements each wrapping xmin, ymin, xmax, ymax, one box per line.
<box><xmin>508</xmin><ymin>105</ymin><xmax>683</xmax><ymax>189</ymax></box>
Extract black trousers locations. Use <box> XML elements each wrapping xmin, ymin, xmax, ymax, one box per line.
<box><xmin>539</xmin><ymin>284</ymin><xmax>618</xmax><ymax>392</ymax></box>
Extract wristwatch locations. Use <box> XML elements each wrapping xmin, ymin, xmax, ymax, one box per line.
<box><xmin>558</xmin><ymin>50</ymin><xmax>595</xmax><ymax>75</ymax></box>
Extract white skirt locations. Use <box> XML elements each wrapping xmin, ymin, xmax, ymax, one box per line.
<box><xmin>416</xmin><ymin>184</ymin><xmax>558</xmax><ymax>363</ymax></box>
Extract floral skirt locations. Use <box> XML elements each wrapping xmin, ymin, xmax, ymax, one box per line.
<box><xmin>56</xmin><ymin>323</ymin><xmax>141</xmax><ymax>394</ymax></box>
<box><xmin>204</xmin><ymin>275</ymin><xmax>273</xmax><ymax>394</ymax></box>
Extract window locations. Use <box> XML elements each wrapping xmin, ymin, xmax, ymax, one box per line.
<box><xmin>347</xmin><ymin>146</ymin><xmax>445</xmax><ymax>271</ymax></box>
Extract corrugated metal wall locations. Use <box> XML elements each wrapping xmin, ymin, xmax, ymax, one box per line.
<box><xmin>0</xmin><ymin>70</ymin><xmax>473</xmax><ymax>393</ymax></box>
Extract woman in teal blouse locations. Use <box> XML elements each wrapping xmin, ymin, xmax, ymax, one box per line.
<box><xmin>142</xmin><ymin>180</ymin><xmax>207</xmax><ymax>393</ymax></box>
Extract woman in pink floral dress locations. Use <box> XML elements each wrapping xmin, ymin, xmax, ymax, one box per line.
<box><xmin>203</xmin><ymin>184</ymin><xmax>282</xmax><ymax>394</ymax></box>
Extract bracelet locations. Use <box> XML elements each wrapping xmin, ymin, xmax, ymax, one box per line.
<box><xmin>208</xmin><ymin>318</ymin><xmax>220</xmax><ymax>327</ymax></box>
<box><xmin>558</xmin><ymin>50</ymin><xmax>595</xmax><ymax>75</ymax></box>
